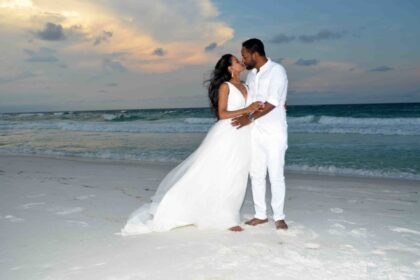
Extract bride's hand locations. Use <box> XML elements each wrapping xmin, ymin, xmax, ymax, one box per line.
<box><xmin>247</xmin><ymin>101</ymin><xmax>263</xmax><ymax>112</ymax></box>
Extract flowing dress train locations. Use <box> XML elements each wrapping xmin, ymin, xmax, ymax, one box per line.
<box><xmin>121</xmin><ymin>82</ymin><xmax>251</xmax><ymax>235</ymax></box>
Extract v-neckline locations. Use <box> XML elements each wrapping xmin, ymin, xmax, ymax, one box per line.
<box><xmin>227</xmin><ymin>81</ymin><xmax>248</xmax><ymax>101</ymax></box>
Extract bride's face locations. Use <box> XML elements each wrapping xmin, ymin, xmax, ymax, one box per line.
<box><xmin>230</xmin><ymin>56</ymin><xmax>245</xmax><ymax>74</ymax></box>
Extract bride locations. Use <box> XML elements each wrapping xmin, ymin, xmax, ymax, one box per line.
<box><xmin>121</xmin><ymin>54</ymin><xmax>262</xmax><ymax>235</ymax></box>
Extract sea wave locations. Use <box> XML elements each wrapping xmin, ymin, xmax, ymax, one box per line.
<box><xmin>285</xmin><ymin>164</ymin><xmax>420</xmax><ymax>181</ymax></box>
<box><xmin>1</xmin><ymin>147</ymin><xmax>418</xmax><ymax>180</ymax></box>
<box><xmin>1</xmin><ymin>115</ymin><xmax>419</xmax><ymax>135</ymax></box>
<box><xmin>184</xmin><ymin>118</ymin><xmax>216</xmax><ymax>124</ymax></box>
<box><xmin>0</xmin><ymin>120</ymin><xmax>213</xmax><ymax>133</ymax></box>
<box><xmin>0</xmin><ymin>148</ymin><xmax>184</xmax><ymax>163</ymax></box>
<box><xmin>288</xmin><ymin>116</ymin><xmax>420</xmax><ymax>135</ymax></box>
<box><xmin>318</xmin><ymin>116</ymin><xmax>420</xmax><ymax>126</ymax></box>
<box><xmin>287</xmin><ymin>115</ymin><xmax>316</xmax><ymax>124</ymax></box>
<box><xmin>0</xmin><ymin>109</ymin><xmax>211</xmax><ymax>122</ymax></box>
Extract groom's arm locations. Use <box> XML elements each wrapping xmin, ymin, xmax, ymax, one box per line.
<box><xmin>232</xmin><ymin>67</ymin><xmax>288</xmax><ymax>128</ymax></box>
<box><xmin>231</xmin><ymin>102</ymin><xmax>275</xmax><ymax>129</ymax></box>
<box><xmin>232</xmin><ymin>66</ymin><xmax>288</xmax><ymax>129</ymax></box>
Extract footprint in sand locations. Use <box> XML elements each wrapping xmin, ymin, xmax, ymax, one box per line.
<box><xmin>304</xmin><ymin>243</ymin><xmax>320</xmax><ymax>249</ymax></box>
<box><xmin>21</xmin><ymin>202</ymin><xmax>46</xmax><ymax>209</ymax></box>
<box><xmin>272</xmin><ymin>257</ymin><xmax>295</xmax><ymax>266</ymax></box>
<box><xmin>66</xmin><ymin>220</ymin><xmax>89</xmax><ymax>227</ymax></box>
<box><xmin>330</xmin><ymin>208</ymin><xmax>344</xmax><ymax>214</ymax></box>
<box><xmin>1</xmin><ymin>215</ymin><xmax>25</xmax><ymax>222</ymax></box>
<box><xmin>75</xmin><ymin>194</ymin><xmax>95</xmax><ymax>200</ymax></box>
<box><xmin>372</xmin><ymin>249</ymin><xmax>386</xmax><ymax>256</ymax></box>
<box><xmin>331</xmin><ymin>223</ymin><xmax>346</xmax><ymax>230</ymax></box>
<box><xmin>26</xmin><ymin>193</ymin><xmax>46</xmax><ymax>198</ymax></box>
<box><xmin>328</xmin><ymin>229</ymin><xmax>342</xmax><ymax>235</ymax></box>
<box><xmin>56</xmin><ymin>207</ymin><xmax>84</xmax><ymax>215</ymax></box>
<box><xmin>328</xmin><ymin>223</ymin><xmax>346</xmax><ymax>235</ymax></box>
<box><xmin>342</xmin><ymin>244</ymin><xmax>357</xmax><ymax>252</ymax></box>
<box><xmin>217</xmin><ymin>246</ymin><xmax>234</xmax><ymax>255</ymax></box>
<box><xmin>350</xmin><ymin>228</ymin><xmax>367</xmax><ymax>238</ymax></box>
<box><xmin>382</xmin><ymin>189</ymin><xmax>401</xmax><ymax>194</ymax></box>
<box><xmin>389</xmin><ymin>227</ymin><xmax>420</xmax><ymax>236</ymax></box>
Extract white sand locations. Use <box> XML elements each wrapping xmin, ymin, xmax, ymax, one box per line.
<box><xmin>1</xmin><ymin>154</ymin><xmax>419</xmax><ymax>280</ymax></box>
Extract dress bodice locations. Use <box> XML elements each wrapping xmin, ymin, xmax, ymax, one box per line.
<box><xmin>225</xmin><ymin>82</ymin><xmax>247</xmax><ymax>111</ymax></box>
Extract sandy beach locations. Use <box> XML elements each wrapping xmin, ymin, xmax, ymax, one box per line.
<box><xmin>1</xmin><ymin>154</ymin><xmax>419</xmax><ymax>280</ymax></box>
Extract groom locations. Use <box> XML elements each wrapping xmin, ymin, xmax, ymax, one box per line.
<box><xmin>232</xmin><ymin>38</ymin><xmax>289</xmax><ymax>230</ymax></box>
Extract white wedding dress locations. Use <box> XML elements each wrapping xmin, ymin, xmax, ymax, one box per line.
<box><xmin>121</xmin><ymin>82</ymin><xmax>251</xmax><ymax>235</ymax></box>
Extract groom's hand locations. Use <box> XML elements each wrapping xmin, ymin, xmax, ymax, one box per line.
<box><xmin>231</xmin><ymin>114</ymin><xmax>251</xmax><ymax>129</ymax></box>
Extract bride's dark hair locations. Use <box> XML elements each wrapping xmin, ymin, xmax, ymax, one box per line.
<box><xmin>205</xmin><ymin>54</ymin><xmax>233</xmax><ymax>119</ymax></box>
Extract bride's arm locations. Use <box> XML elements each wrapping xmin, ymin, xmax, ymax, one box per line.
<box><xmin>218</xmin><ymin>83</ymin><xmax>259</xmax><ymax>120</ymax></box>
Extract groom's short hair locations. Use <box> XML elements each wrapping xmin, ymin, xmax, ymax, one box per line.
<box><xmin>242</xmin><ymin>38</ymin><xmax>266</xmax><ymax>57</ymax></box>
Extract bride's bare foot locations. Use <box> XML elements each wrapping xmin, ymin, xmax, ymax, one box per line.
<box><xmin>229</xmin><ymin>225</ymin><xmax>244</xmax><ymax>232</ymax></box>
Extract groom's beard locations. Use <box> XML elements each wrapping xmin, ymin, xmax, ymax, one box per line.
<box><xmin>245</xmin><ymin>63</ymin><xmax>255</xmax><ymax>70</ymax></box>
<box><xmin>245</xmin><ymin>60</ymin><xmax>256</xmax><ymax>70</ymax></box>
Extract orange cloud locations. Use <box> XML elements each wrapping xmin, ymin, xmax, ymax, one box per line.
<box><xmin>0</xmin><ymin>0</ymin><xmax>234</xmax><ymax>73</ymax></box>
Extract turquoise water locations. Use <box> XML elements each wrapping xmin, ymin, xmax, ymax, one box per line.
<box><xmin>1</xmin><ymin>103</ymin><xmax>419</xmax><ymax>180</ymax></box>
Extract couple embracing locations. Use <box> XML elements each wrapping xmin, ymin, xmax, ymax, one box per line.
<box><xmin>121</xmin><ymin>38</ymin><xmax>289</xmax><ymax>235</ymax></box>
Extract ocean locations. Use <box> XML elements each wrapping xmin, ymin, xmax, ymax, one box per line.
<box><xmin>1</xmin><ymin>103</ymin><xmax>419</xmax><ymax>180</ymax></box>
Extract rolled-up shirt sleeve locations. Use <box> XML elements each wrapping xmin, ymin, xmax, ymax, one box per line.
<box><xmin>266</xmin><ymin>66</ymin><xmax>288</xmax><ymax>107</ymax></box>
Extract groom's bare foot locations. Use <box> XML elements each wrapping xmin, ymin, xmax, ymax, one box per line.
<box><xmin>275</xmin><ymin>219</ymin><xmax>288</xmax><ymax>230</ymax></box>
<box><xmin>245</xmin><ymin>218</ymin><xmax>268</xmax><ymax>226</ymax></box>
<box><xmin>229</xmin><ymin>226</ymin><xmax>244</xmax><ymax>232</ymax></box>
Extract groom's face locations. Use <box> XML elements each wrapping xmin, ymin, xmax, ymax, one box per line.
<box><xmin>241</xmin><ymin>47</ymin><xmax>256</xmax><ymax>70</ymax></box>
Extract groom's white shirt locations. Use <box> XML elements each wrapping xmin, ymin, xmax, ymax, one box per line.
<box><xmin>246</xmin><ymin>58</ymin><xmax>288</xmax><ymax>132</ymax></box>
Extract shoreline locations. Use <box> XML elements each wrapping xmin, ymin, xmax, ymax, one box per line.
<box><xmin>1</xmin><ymin>152</ymin><xmax>419</xmax><ymax>184</ymax></box>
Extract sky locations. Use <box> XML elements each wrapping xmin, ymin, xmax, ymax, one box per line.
<box><xmin>0</xmin><ymin>0</ymin><xmax>419</xmax><ymax>113</ymax></box>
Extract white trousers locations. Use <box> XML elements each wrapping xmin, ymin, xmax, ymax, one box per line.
<box><xmin>250</xmin><ymin>126</ymin><xmax>288</xmax><ymax>221</ymax></box>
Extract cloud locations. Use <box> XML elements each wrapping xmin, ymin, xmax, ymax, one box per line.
<box><xmin>0</xmin><ymin>0</ymin><xmax>33</xmax><ymax>9</ymax></box>
<box><xmin>102</xmin><ymin>58</ymin><xmax>126</xmax><ymax>73</ymax></box>
<box><xmin>298</xmin><ymin>30</ymin><xmax>343</xmax><ymax>43</ymax></box>
<box><xmin>204</xmin><ymin>42</ymin><xmax>218</xmax><ymax>52</ymax></box>
<box><xmin>35</xmin><ymin>22</ymin><xmax>66</xmax><ymax>41</ymax></box>
<box><xmin>152</xmin><ymin>48</ymin><xmax>166</xmax><ymax>56</ymax></box>
<box><xmin>271</xmin><ymin>29</ymin><xmax>346</xmax><ymax>44</ymax></box>
<box><xmin>94</xmin><ymin>31</ymin><xmax>113</xmax><ymax>45</ymax></box>
<box><xmin>1</xmin><ymin>0</ymin><xmax>234</xmax><ymax>73</ymax></box>
<box><xmin>0</xmin><ymin>70</ymin><xmax>35</xmax><ymax>84</ymax></box>
<box><xmin>270</xmin><ymin>34</ymin><xmax>295</xmax><ymax>44</ymax></box>
<box><xmin>31</xmin><ymin>22</ymin><xmax>86</xmax><ymax>43</ymax></box>
<box><xmin>295</xmin><ymin>58</ymin><xmax>319</xmax><ymax>66</ymax></box>
<box><xmin>287</xmin><ymin>60</ymin><xmax>420</xmax><ymax>96</ymax></box>
<box><xmin>24</xmin><ymin>47</ymin><xmax>58</xmax><ymax>62</ymax></box>
<box><xmin>368</xmin><ymin>65</ymin><xmax>393</xmax><ymax>72</ymax></box>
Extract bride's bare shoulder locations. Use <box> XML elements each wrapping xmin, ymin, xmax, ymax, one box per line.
<box><xmin>219</xmin><ymin>82</ymin><xmax>230</xmax><ymax>93</ymax></box>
